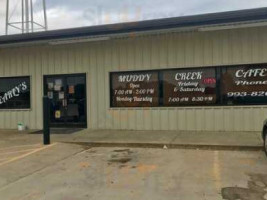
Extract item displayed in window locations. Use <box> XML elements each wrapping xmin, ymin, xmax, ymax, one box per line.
<box><xmin>54</xmin><ymin>79</ymin><xmax>63</xmax><ymax>91</ymax></box>
<box><xmin>55</xmin><ymin>79</ymin><xmax>62</xmax><ymax>86</ymax></box>
<box><xmin>69</xmin><ymin>85</ymin><xmax>75</xmax><ymax>94</ymax></box>
<box><xmin>0</xmin><ymin>76</ymin><xmax>31</xmax><ymax>109</ymax></box>
<box><xmin>55</xmin><ymin>110</ymin><xmax>61</xmax><ymax>119</ymax></box>
<box><xmin>48</xmin><ymin>82</ymin><xmax>54</xmax><ymax>90</ymax></box>
<box><xmin>48</xmin><ymin>92</ymin><xmax>53</xmax><ymax>99</ymax></box>
<box><xmin>54</xmin><ymin>85</ymin><xmax>61</xmax><ymax>91</ymax></box>
<box><xmin>59</xmin><ymin>92</ymin><xmax>65</xmax><ymax>100</ymax></box>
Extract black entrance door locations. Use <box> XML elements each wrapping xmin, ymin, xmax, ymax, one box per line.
<box><xmin>44</xmin><ymin>74</ymin><xmax>87</xmax><ymax>128</ymax></box>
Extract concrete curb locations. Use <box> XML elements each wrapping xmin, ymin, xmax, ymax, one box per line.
<box><xmin>61</xmin><ymin>141</ymin><xmax>264</xmax><ymax>151</ymax></box>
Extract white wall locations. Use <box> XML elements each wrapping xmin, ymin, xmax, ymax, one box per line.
<box><xmin>0</xmin><ymin>26</ymin><xmax>267</xmax><ymax>131</ymax></box>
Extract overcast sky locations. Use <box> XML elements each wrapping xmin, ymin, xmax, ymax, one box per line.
<box><xmin>1</xmin><ymin>0</ymin><xmax>267</xmax><ymax>35</ymax></box>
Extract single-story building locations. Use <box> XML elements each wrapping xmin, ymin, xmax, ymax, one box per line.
<box><xmin>1</xmin><ymin>7</ymin><xmax>267</xmax><ymax>132</ymax></box>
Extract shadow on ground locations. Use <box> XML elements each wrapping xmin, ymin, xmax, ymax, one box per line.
<box><xmin>222</xmin><ymin>173</ymin><xmax>267</xmax><ymax>200</ymax></box>
<box><xmin>31</xmin><ymin>128</ymin><xmax>84</xmax><ymax>135</ymax></box>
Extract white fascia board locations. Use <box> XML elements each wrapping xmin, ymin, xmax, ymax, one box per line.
<box><xmin>198</xmin><ymin>21</ymin><xmax>267</xmax><ymax>32</ymax></box>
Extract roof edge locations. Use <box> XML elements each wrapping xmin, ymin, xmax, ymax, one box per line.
<box><xmin>1</xmin><ymin>7</ymin><xmax>267</xmax><ymax>47</ymax></box>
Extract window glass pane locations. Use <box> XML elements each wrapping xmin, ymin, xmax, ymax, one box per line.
<box><xmin>111</xmin><ymin>71</ymin><xmax>159</xmax><ymax>107</ymax></box>
<box><xmin>110</xmin><ymin>64</ymin><xmax>267</xmax><ymax>107</ymax></box>
<box><xmin>0</xmin><ymin>76</ymin><xmax>31</xmax><ymax>109</ymax></box>
<box><xmin>162</xmin><ymin>68</ymin><xmax>217</xmax><ymax>106</ymax></box>
<box><xmin>221</xmin><ymin>65</ymin><xmax>267</xmax><ymax>105</ymax></box>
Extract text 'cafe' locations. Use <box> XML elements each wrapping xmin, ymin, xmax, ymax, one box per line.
<box><xmin>1</xmin><ymin>7</ymin><xmax>267</xmax><ymax>132</ymax></box>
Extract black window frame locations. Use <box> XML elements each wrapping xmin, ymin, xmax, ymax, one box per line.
<box><xmin>0</xmin><ymin>76</ymin><xmax>31</xmax><ymax>110</ymax></box>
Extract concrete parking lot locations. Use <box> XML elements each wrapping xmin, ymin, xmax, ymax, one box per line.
<box><xmin>0</xmin><ymin>134</ymin><xmax>266</xmax><ymax>200</ymax></box>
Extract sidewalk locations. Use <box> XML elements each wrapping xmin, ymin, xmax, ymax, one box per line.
<box><xmin>0</xmin><ymin>129</ymin><xmax>263</xmax><ymax>151</ymax></box>
<box><xmin>52</xmin><ymin>129</ymin><xmax>264</xmax><ymax>151</ymax></box>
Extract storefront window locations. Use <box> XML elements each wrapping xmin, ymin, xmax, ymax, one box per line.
<box><xmin>162</xmin><ymin>68</ymin><xmax>217</xmax><ymax>106</ymax></box>
<box><xmin>0</xmin><ymin>76</ymin><xmax>31</xmax><ymax>109</ymax></box>
<box><xmin>110</xmin><ymin>64</ymin><xmax>267</xmax><ymax>107</ymax></box>
<box><xmin>221</xmin><ymin>65</ymin><xmax>267</xmax><ymax>105</ymax></box>
<box><xmin>110</xmin><ymin>71</ymin><xmax>159</xmax><ymax>107</ymax></box>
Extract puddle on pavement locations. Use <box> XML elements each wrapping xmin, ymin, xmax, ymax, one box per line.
<box><xmin>222</xmin><ymin>173</ymin><xmax>267</xmax><ymax>200</ymax></box>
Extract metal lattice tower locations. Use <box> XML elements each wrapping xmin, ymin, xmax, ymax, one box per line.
<box><xmin>6</xmin><ymin>0</ymin><xmax>48</xmax><ymax>35</ymax></box>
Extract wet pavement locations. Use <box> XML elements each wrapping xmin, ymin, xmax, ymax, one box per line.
<box><xmin>0</xmin><ymin>143</ymin><xmax>266</xmax><ymax>200</ymax></box>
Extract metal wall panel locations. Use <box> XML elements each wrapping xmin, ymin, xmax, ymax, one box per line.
<box><xmin>1</xmin><ymin>27</ymin><xmax>267</xmax><ymax>131</ymax></box>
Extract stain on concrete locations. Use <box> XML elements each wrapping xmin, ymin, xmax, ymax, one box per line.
<box><xmin>79</xmin><ymin>162</ymin><xmax>90</xmax><ymax>169</ymax></box>
<box><xmin>119</xmin><ymin>164</ymin><xmax>127</xmax><ymax>168</ymax></box>
<box><xmin>222</xmin><ymin>173</ymin><xmax>267</xmax><ymax>200</ymax></box>
<box><xmin>88</xmin><ymin>150</ymin><xmax>97</xmax><ymax>153</ymax></box>
<box><xmin>108</xmin><ymin>157</ymin><xmax>132</xmax><ymax>164</ymax></box>
<box><xmin>136</xmin><ymin>164</ymin><xmax>157</xmax><ymax>173</ymax></box>
<box><xmin>108</xmin><ymin>149</ymin><xmax>134</xmax><ymax>164</ymax></box>
<box><xmin>110</xmin><ymin>154</ymin><xmax>118</xmax><ymax>158</ymax></box>
<box><xmin>80</xmin><ymin>145</ymin><xmax>92</xmax><ymax>151</ymax></box>
<box><xmin>113</xmin><ymin>149</ymin><xmax>133</xmax><ymax>154</ymax></box>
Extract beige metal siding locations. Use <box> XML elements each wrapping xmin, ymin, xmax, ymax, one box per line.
<box><xmin>1</xmin><ymin>27</ymin><xmax>267</xmax><ymax>131</ymax></box>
